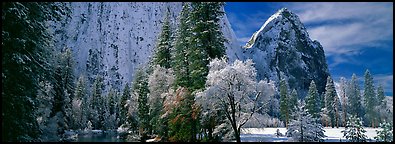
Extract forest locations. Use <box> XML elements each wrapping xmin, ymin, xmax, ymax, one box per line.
<box><xmin>2</xmin><ymin>2</ymin><xmax>392</xmax><ymax>142</ymax></box>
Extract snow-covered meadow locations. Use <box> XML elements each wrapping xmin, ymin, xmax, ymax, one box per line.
<box><xmin>240</xmin><ymin>127</ymin><xmax>382</xmax><ymax>142</ymax></box>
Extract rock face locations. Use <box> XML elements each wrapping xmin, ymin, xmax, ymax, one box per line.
<box><xmin>242</xmin><ymin>8</ymin><xmax>330</xmax><ymax>97</ymax></box>
<box><xmin>51</xmin><ymin>2</ymin><xmax>241</xmax><ymax>91</ymax></box>
<box><xmin>51</xmin><ymin>3</ymin><xmax>329</xmax><ymax>96</ymax></box>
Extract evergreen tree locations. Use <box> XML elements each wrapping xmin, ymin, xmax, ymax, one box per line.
<box><xmin>172</xmin><ymin>3</ymin><xmax>192</xmax><ymax>88</ymax></box>
<box><xmin>3</xmin><ymin>2</ymin><xmax>67</xmax><ymax>140</ymax></box>
<box><xmin>51</xmin><ymin>48</ymin><xmax>75</xmax><ymax>135</ymax></box>
<box><xmin>279</xmin><ymin>79</ymin><xmax>289</xmax><ymax>128</ymax></box>
<box><xmin>377</xmin><ymin>84</ymin><xmax>386</xmax><ymax>107</ymax></box>
<box><xmin>374</xmin><ymin>121</ymin><xmax>393</xmax><ymax>142</ymax></box>
<box><xmin>187</xmin><ymin>2</ymin><xmax>227</xmax><ymax>91</ymax></box>
<box><xmin>103</xmin><ymin>88</ymin><xmax>117</xmax><ymax>130</ymax></box>
<box><xmin>363</xmin><ymin>70</ymin><xmax>377</xmax><ymax>127</ymax></box>
<box><xmin>289</xmin><ymin>89</ymin><xmax>298</xmax><ymax>118</ymax></box>
<box><xmin>91</xmin><ymin>75</ymin><xmax>104</xmax><ymax>129</ymax></box>
<box><xmin>341</xmin><ymin>115</ymin><xmax>367</xmax><ymax>142</ymax></box>
<box><xmin>347</xmin><ymin>74</ymin><xmax>364</xmax><ymax>119</ymax></box>
<box><xmin>133</xmin><ymin>67</ymin><xmax>150</xmax><ymax>141</ymax></box>
<box><xmin>286</xmin><ymin>100</ymin><xmax>326</xmax><ymax>142</ymax></box>
<box><xmin>324</xmin><ymin>76</ymin><xmax>338</xmax><ymax>128</ymax></box>
<box><xmin>305</xmin><ymin>80</ymin><xmax>320</xmax><ymax>119</ymax></box>
<box><xmin>153</xmin><ymin>9</ymin><xmax>172</xmax><ymax>69</ymax></box>
<box><xmin>376</xmin><ymin>84</ymin><xmax>387</xmax><ymax>123</ymax></box>
<box><xmin>36</xmin><ymin>81</ymin><xmax>58</xmax><ymax>141</ymax></box>
<box><xmin>168</xmin><ymin>87</ymin><xmax>198</xmax><ymax>142</ymax></box>
<box><xmin>170</xmin><ymin>2</ymin><xmax>228</xmax><ymax>142</ymax></box>
<box><xmin>338</xmin><ymin>77</ymin><xmax>348</xmax><ymax>127</ymax></box>
<box><xmin>333</xmin><ymin>92</ymin><xmax>341</xmax><ymax>128</ymax></box>
<box><xmin>119</xmin><ymin>83</ymin><xmax>131</xmax><ymax>125</ymax></box>
<box><xmin>69</xmin><ymin>76</ymin><xmax>84</xmax><ymax>130</ymax></box>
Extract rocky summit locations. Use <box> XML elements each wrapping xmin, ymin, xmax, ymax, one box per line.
<box><xmin>242</xmin><ymin>8</ymin><xmax>330</xmax><ymax>97</ymax></box>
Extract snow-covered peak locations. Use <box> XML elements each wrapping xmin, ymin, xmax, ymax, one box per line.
<box><xmin>241</xmin><ymin>8</ymin><xmax>330</xmax><ymax>97</ymax></box>
<box><xmin>244</xmin><ymin>8</ymin><xmax>309</xmax><ymax>49</ymax></box>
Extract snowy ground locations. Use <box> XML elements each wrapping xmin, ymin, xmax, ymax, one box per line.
<box><xmin>240</xmin><ymin>127</ymin><xmax>381</xmax><ymax>142</ymax></box>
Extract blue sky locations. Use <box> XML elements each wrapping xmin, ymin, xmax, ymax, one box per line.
<box><xmin>225</xmin><ymin>2</ymin><xmax>393</xmax><ymax>96</ymax></box>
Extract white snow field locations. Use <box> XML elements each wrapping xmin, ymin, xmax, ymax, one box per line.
<box><xmin>240</xmin><ymin>127</ymin><xmax>382</xmax><ymax>142</ymax></box>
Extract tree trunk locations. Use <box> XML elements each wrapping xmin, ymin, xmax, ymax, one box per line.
<box><xmin>286</xmin><ymin>111</ymin><xmax>288</xmax><ymax>128</ymax></box>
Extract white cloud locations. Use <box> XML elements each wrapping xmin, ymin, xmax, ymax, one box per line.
<box><xmin>374</xmin><ymin>74</ymin><xmax>393</xmax><ymax>95</ymax></box>
<box><xmin>286</xmin><ymin>2</ymin><xmax>393</xmax><ymax>56</ymax></box>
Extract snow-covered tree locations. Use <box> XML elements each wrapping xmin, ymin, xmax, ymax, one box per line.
<box><xmin>70</xmin><ymin>75</ymin><xmax>87</xmax><ymax>130</ymax></box>
<box><xmin>103</xmin><ymin>87</ymin><xmax>118</xmax><ymax>130</ymax></box>
<box><xmin>187</xmin><ymin>2</ymin><xmax>227</xmax><ymax>91</ymax></box>
<box><xmin>364</xmin><ymin>69</ymin><xmax>377</xmax><ymax>127</ymax></box>
<box><xmin>133</xmin><ymin>66</ymin><xmax>150</xmax><ymax>141</ymax></box>
<box><xmin>147</xmin><ymin>65</ymin><xmax>175</xmax><ymax>137</ymax></box>
<box><xmin>347</xmin><ymin>74</ymin><xmax>364</xmax><ymax>119</ymax></box>
<box><xmin>196</xmin><ymin>58</ymin><xmax>275</xmax><ymax>142</ymax></box>
<box><xmin>338</xmin><ymin>77</ymin><xmax>348</xmax><ymax>126</ymax></box>
<box><xmin>189</xmin><ymin>2</ymin><xmax>226</xmax><ymax>59</ymax></box>
<box><xmin>172</xmin><ymin>3</ymin><xmax>192</xmax><ymax>88</ymax></box>
<box><xmin>119</xmin><ymin>83</ymin><xmax>131</xmax><ymax>126</ymax></box>
<box><xmin>324</xmin><ymin>76</ymin><xmax>338</xmax><ymax>128</ymax></box>
<box><xmin>153</xmin><ymin>9</ymin><xmax>172</xmax><ymax>69</ymax></box>
<box><xmin>374</xmin><ymin>121</ymin><xmax>393</xmax><ymax>142</ymax></box>
<box><xmin>286</xmin><ymin>100</ymin><xmax>326</xmax><ymax>142</ymax></box>
<box><xmin>376</xmin><ymin>84</ymin><xmax>388</xmax><ymax>123</ymax></box>
<box><xmin>305</xmin><ymin>80</ymin><xmax>320</xmax><ymax>119</ymax></box>
<box><xmin>333</xmin><ymin>91</ymin><xmax>341</xmax><ymax>128</ymax></box>
<box><xmin>91</xmin><ymin>75</ymin><xmax>104</xmax><ymax>129</ymax></box>
<box><xmin>52</xmin><ymin>48</ymin><xmax>76</xmax><ymax>133</ymax></box>
<box><xmin>2</xmin><ymin>2</ymin><xmax>68</xmax><ymax>141</ymax></box>
<box><xmin>279</xmin><ymin>79</ymin><xmax>290</xmax><ymax>128</ymax></box>
<box><xmin>341</xmin><ymin>115</ymin><xmax>367</xmax><ymax>142</ymax></box>
<box><xmin>36</xmin><ymin>81</ymin><xmax>59</xmax><ymax>141</ymax></box>
<box><xmin>288</xmin><ymin>89</ymin><xmax>298</xmax><ymax>117</ymax></box>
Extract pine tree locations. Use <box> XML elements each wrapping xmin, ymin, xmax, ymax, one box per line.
<box><xmin>153</xmin><ymin>9</ymin><xmax>172</xmax><ymax>69</ymax></box>
<box><xmin>288</xmin><ymin>89</ymin><xmax>298</xmax><ymax>119</ymax></box>
<box><xmin>172</xmin><ymin>3</ymin><xmax>192</xmax><ymax>88</ymax></box>
<box><xmin>2</xmin><ymin>2</ymin><xmax>67</xmax><ymax>141</ymax></box>
<box><xmin>36</xmin><ymin>81</ymin><xmax>58</xmax><ymax>141</ymax></box>
<box><xmin>133</xmin><ymin>67</ymin><xmax>150</xmax><ymax>141</ymax></box>
<box><xmin>51</xmin><ymin>48</ymin><xmax>76</xmax><ymax>135</ymax></box>
<box><xmin>286</xmin><ymin>100</ymin><xmax>326</xmax><ymax>142</ymax></box>
<box><xmin>170</xmin><ymin>2</ymin><xmax>228</xmax><ymax>142</ymax></box>
<box><xmin>347</xmin><ymin>74</ymin><xmax>364</xmax><ymax>119</ymax></box>
<box><xmin>338</xmin><ymin>77</ymin><xmax>348</xmax><ymax>126</ymax></box>
<box><xmin>324</xmin><ymin>76</ymin><xmax>338</xmax><ymax>128</ymax></box>
<box><xmin>119</xmin><ymin>83</ymin><xmax>131</xmax><ymax>125</ymax></box>
<box><xmin>91</xmin><ymin>75</ymin><xmax>104</xmax><ymax>129</ymax></box>
<box><xmin>71</xmin><ymin>75</ymin><xmax>87</xmax><ymax>130</ymax></box>
<box><xmin>363</xmin><ymin>70</ymin><xmax>377</xmax><ymax>127</ymax></box>
<box><xmin>377</xmin><ymin>84</ymin><xmax>386</xmax><ymax>107</ymax></box>
<box><xmin>333</xmin><ymin>92</ymin><xmax>341</xmax><ymax>128</ymax></box>
<box><xmin>305</xmin><ymin>80</ymin><xmax>320</xmax><ymax>119</ymax></box>
<box><xmin>279</xmin><ymin>79</ymin><xmax>289</xmax><ymax>128</ymax></box>
<box><xmin>374</xmin><ymin>121</ymin><xmax>393</xmax><ymax>142</ymax></box>
<box><xmin>376</xmin><ymin>84</ymin><xmax>387</xmax><ymax>123</ymax></box>
<box><xmin>187</xmin><ymin>2</ymin><xmax>227</xmax><ymax>91</ymax></box>
<box><xmin>341</xmin><ymin>115</ymin><xmax>367</xmax><ymax>142</ymax></box>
